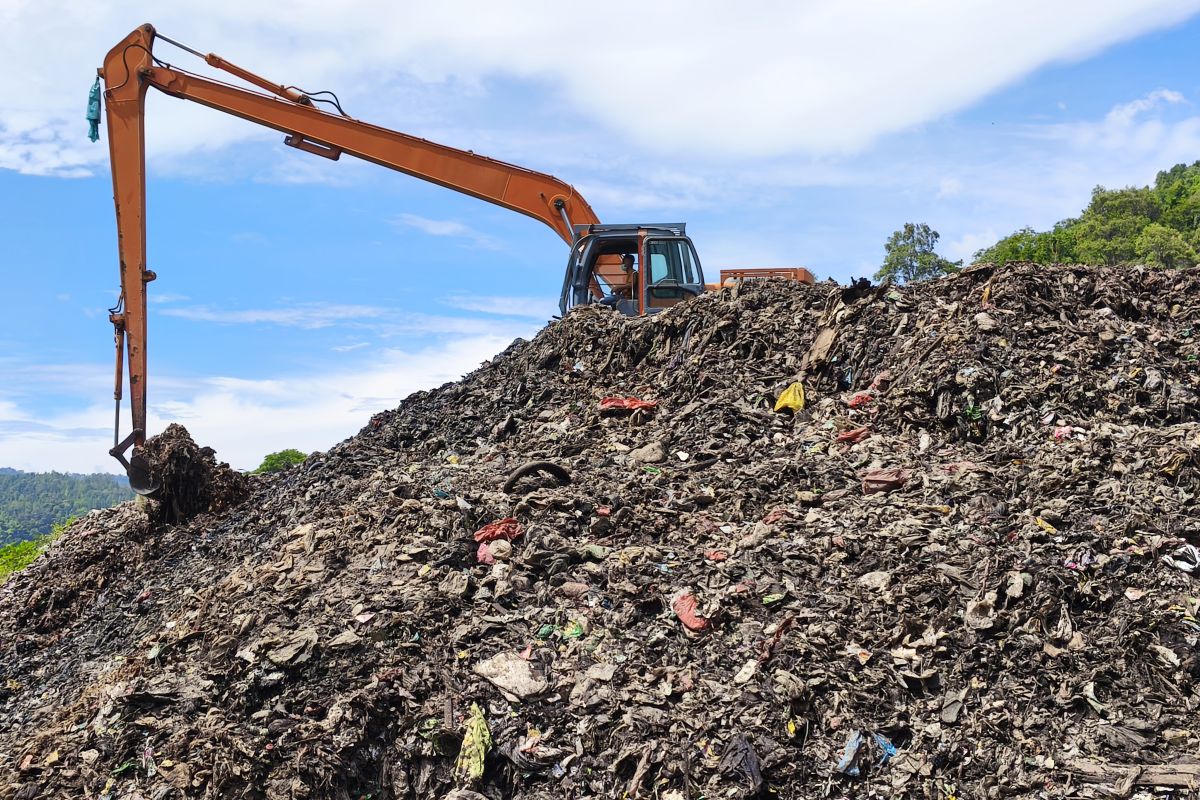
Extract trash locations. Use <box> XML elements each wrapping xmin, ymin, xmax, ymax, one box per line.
<box><xmin>872</xmin><ymin>732</ymin><xmax>897</xmax><ymax>763</ymax></box>
<box><xmin>472</xmin><ymin>651</ymin><xmax>548</xmax><ymax>702</ymax></box>
<box><xmin>836</xmin><ymin>730</ymin><xmax>898</xmax><ymax>776</ymax></box>
<box><xmin>773</xmin><ymin>381</ymin><xmax>806</xmax><ymax>412</ymax></box>
<box><xmin>847</xmin><ymin>391</ymin><xmax>873</xmax><ymax>408</ymax></box>
<box><xmin>628</xmin><ymin>440</ymin><xmax>667</xmax><ymax>464</ymax></box>
<box><xmin>3</xmin><ymin>265</ymin><xmax>1199</xmax><ymax>799</ymax></box>
<box><xmin>718</xmin><ymin>733</ymin><xmax>764</xmax><ymax>794</ymax></box>
<box><xmin>836</xmin><ymin>730</ymin><xmax>867</xmax><ymax>776</ymax></box>
<box><xmin>963</xmin><ymin>592</ymin><xmax>998</xmax><ymax>630</ymax></box>
<box><xmin>860</xmin><ymin>467</ymin><xmax>911</xmax><ymax>494</ymax></box>
<box><xmin>671</xmin><ymin>590</ymin><xmax>710</xmax><ymax>631</ymax></box>
<box><xmin>836</xmin><ymin>426</ymin><xmax>871</xmax><ymax>443</ymax></box>
<box><xmin>1162</xmin><ymin>544</ymin><xmax>1200</xmax><ymax>574</ymax></box>
<box><xmin>733</xmin><ymin>659</ymin><xmax>758</xmax><ymax>684</ymax></box>
<box><xmin>455</xmin><ymin>703</ymin><xmax>492</xmax><ymax>783</ymax></box>
<box><xmin>473</xmin><ymin>517</ymin><xmax>523</xmax><ymax>543</ymax></box>
<box><xmin>598</xmin><ymin>396</ymin><xmax>658</xmax><ymax>412</ymax></box>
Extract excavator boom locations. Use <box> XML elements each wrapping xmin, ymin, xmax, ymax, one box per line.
<box><xmin>100</xmin><ymin>24</ymin><xmax>599</xmax><ymax>489</ymax></box>
<box><xmin>100</xmin><ymin>23</ymin><xmax>814</xmax><ymax>493</ymax></box>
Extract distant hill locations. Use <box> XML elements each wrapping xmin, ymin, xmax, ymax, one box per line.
<box><xmin>0</xmin><ymin>470</ymin><xmax>133</xmax><ymax>546</ymax></box>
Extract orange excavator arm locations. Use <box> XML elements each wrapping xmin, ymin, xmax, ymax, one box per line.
<box><xmin>100</xmin><ymin>24</ymin><xmax>600</xmax><ymax>490</ymax></box>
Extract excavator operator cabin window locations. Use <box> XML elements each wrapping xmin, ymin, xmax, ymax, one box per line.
<box><xmin>647</xmin><ymin>239</ymin><xmax>700</xmax><ymax>284</ymax></box>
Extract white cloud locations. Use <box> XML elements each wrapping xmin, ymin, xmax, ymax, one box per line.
<box><xmin>937</xmin><ymin>177</ymin><xmax>963</xmax><ymax>199</ymax></box>
<box><xmin>0</xmin><ymin>334</ymin><xmax>519</xmax><ymax>473</ymax></box>
<box><xmin>3</xmin><ymin>1</ymin><xmax>1199</xmax><ymax>177</ymax></box>
<box><xmin>1104</xmin><ymin>88</ymin><xmax>1186</xmax><ymax>127</ymax></box>
<box><xmin>944</xmin><ymin>228</ymin><xmax>1000</xmax><ymax>262</ymax></box>
<box><xmin>161</xmin><ymin>303</ymin><xmax>385</xmax><ymax>328</ymax></box>
<box><xmin>393</xmin><ymin>213</ymin><xmax>500</xmax><ymax>249</ymax></box>
<box><xmin>444</xmin><ymin>294</ymin><xmax>556</xmax><ymax>319</ymax></box>
<box><xmin>970</xmin><ymin>89</ymin><xmax>1200</xmax><ymax>219</ymax></box>
<box><xmin>155</xmin><ymin>299</ymin><xmax>544</xmax><ymax>339</ymax></box>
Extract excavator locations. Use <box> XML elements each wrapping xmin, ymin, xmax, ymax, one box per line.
<box><xmin>98</xmin><ymin>23</ymin><xmax>814</xmax><ymax>495</ymax></box>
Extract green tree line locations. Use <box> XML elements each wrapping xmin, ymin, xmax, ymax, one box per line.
<box><xmin>975</xmin><ymin>160</ymin><xmax>1200</xmax><ymax>267</ymax></box>
<box><xmin>0</xmin><ymin>516</ymin><xmax>75</xmax><ymax>584</ymax></box>
<box><xmin>0</xmin><ymin>468</ymin><xmax>132</xmax><ymax>546</ymax></box>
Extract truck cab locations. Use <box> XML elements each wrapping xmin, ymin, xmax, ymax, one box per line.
<box><xmin>559</xmin><ymin>223</ymin><xmax>706</xmax><ymax>316</ymax></box>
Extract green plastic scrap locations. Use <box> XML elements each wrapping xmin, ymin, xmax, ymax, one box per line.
<box><xmin>581</xmin><ymin>543</ymin><xmax>611</xmax><ymax>561</ymax></box>
<box><xmin>762</xmin><ymin>593</ymin><xmax>787</xmax><ymax>605</ymax></box>
<box><xmin>416</xmin><ymin>717</ymin><xmax>440</xmax><ymax>740</ymax></box>
<box><xmin>536</xmin><ymin>624</ymin><xmax>557</xmax><ymax>639</ymax></box>
<box><xmin>563</xmin><ymin>620</ymin><xmax>586</xmax><ymax>639</ymax></box>
<box><xmin>455</xmin><ymin>703</ymin><xmax>492</xmax><ymax>782</ymax></box>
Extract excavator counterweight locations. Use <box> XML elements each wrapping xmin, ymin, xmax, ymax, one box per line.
<box><xmin>98</xmin><ymin>24</ymin><xmax>814</xmax><ymax>493</ymax></box>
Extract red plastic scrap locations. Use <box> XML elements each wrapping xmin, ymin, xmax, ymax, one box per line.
<box><xmin>847</xmin><ymin>392</ymin><xmax>873</xmax><ymax>409</ymax></box>
<box><xmin>860</xmin><ymin>468</ymin><xmax>911</xmax><ymax>495</ymax></box>
<box><xmin>836</xmin><ymin>426</ymin><xmax>871</xmax><ymax>444</ymax></box>
<box><xmin>671</xmin><ymin>591</ymin><xmax>710</xmax><ymax>631</ymax></box>
<box><xmin>473</xmin><ymin>517</ymin><xmax>523</xmax><ymax>543</ymax></box>
<box><xmin>599</xmin><ymin>396</ymin><xmax>658</xmax><ymax>412</ymax></box>
<box><xmin>761</xmin><ymin>508</ymin><xmax>790</xmax><ymax>525</ymax></box>
<box><xmin>705</xmin><ymin>549</ymin><xmax>729</xmax><ymax>562</ymax></box>
<box><xmin>759</xmin><ymin>614</ymin><xmax>795</xmax><ymax>662</ymax></box>
<box><xmin>869</xmin><ymin>370</ymin><xmax>894</xmax><ymax>391</ymax></box>
<box><xmin>476</xmin><ymin>542</ymin><xmax>495</xmax><ymax>564</ymax></box>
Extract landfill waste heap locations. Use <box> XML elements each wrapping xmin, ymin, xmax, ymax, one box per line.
<box><xmin>2</xmin><ymin>262</ymin><xmax>1199</xmax><ymax>800</ymax></box>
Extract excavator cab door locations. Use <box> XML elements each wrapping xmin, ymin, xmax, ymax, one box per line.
<box><xmin>641</xmin><ymin>236</ymin><xmax>705</xmax><ymax>314</ymax></box>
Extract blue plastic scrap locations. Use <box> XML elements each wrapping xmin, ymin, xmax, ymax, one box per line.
<box><xmin>872</xmin><ymin>732</ymin><xmax>898</xmax><ymax>763</ymax></box>
<box><xmin>836</xmin><ymin>730</ymin><xmax>900</xmax><ymax>777</ymax></box>
<box><xmin>836</xmin><ymin>730</ymin><xmax>865</xmax><ymax>776</ymax></box>
<box><xmin>87</xmin><ymin>77</ymin><xmax>102</xmax><ymax>142</ymax></box>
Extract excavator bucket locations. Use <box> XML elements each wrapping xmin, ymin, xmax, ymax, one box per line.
<box><xmin>126</xmin><ymin>452</ymin><xmax>161</xmax><ymax>496</ymax></box>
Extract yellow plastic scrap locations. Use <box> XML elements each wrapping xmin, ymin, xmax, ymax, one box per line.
<box><xmin>1034</xmin><ymin>517</ymin><xmax>1058</xmax><ymax>535</ymax></box>
<box><xmin>774</xmin><ymin>382</ymin><xmax>806</xmax><ymax>412</ymax></box>
<box><xmin>456</xmin><ymin>703</ymin><xmax>492</xmax><ymax>783</ymax></box>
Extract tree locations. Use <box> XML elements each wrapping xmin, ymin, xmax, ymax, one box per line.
<box><xmin>876</xmin><ymin>223</ymin><xmax>961</xmax><ymax>283</ymax></box>
<box><xmin>970</xmin><ymin>162</ymin><xmax>1200</xmax><ymax>267</ymax></box>
<box><xmin>1073</xmin><ymin>186</ymin><xmax>1162</xmax><ymax>265</ymax></box>
<box><xmin>974</xmin><ymin>223</ymin><xmax>1078</xmax><ymax>265</ymax></box>
<box><xmin>1135</xmin><ymin>223</ymin><xmax>1197</xmax><ymax>268</ymax></box>
<box><xmin>253</xmin><ymin>449</ymin><xmax>307</xmax><ymax>475</ymax></box>
<box><xmin>0</xmin><ymin>470</ymin><xmax>131</xmax><ymax>546</ymax></box>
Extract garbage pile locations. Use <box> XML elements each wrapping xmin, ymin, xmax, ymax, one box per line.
<box><xmin>141</xmin><ymin>423</ymin><xmax>252</xmax><ymax>524</ymax></box>
<box><xmin>2</xmin><ymin>262</ymin><xmax>1199</xmax><ymax>799</ymax></box>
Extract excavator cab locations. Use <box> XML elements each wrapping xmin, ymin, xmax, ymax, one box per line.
<box><xmin>559</xmin><ymin>223</ymin><xmax>705</xmax><ymax>316</ymax></box>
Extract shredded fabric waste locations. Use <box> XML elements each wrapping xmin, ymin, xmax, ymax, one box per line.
<box><xmin>2</xmin><ymin>263</ymin><xmax>1200</xmax><ymax>799</ymax></box>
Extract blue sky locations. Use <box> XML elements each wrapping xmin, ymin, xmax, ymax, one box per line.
<box><xmin>2</xmin><ymin>1</ymin><xmax>1200</xmax><ymax>473</ymax></box>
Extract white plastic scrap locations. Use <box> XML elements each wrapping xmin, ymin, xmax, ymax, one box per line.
<box><xmin>1161</xmin><ymin>544</ymin><xmax>1200</xmax><ymax>574</ymax></box>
